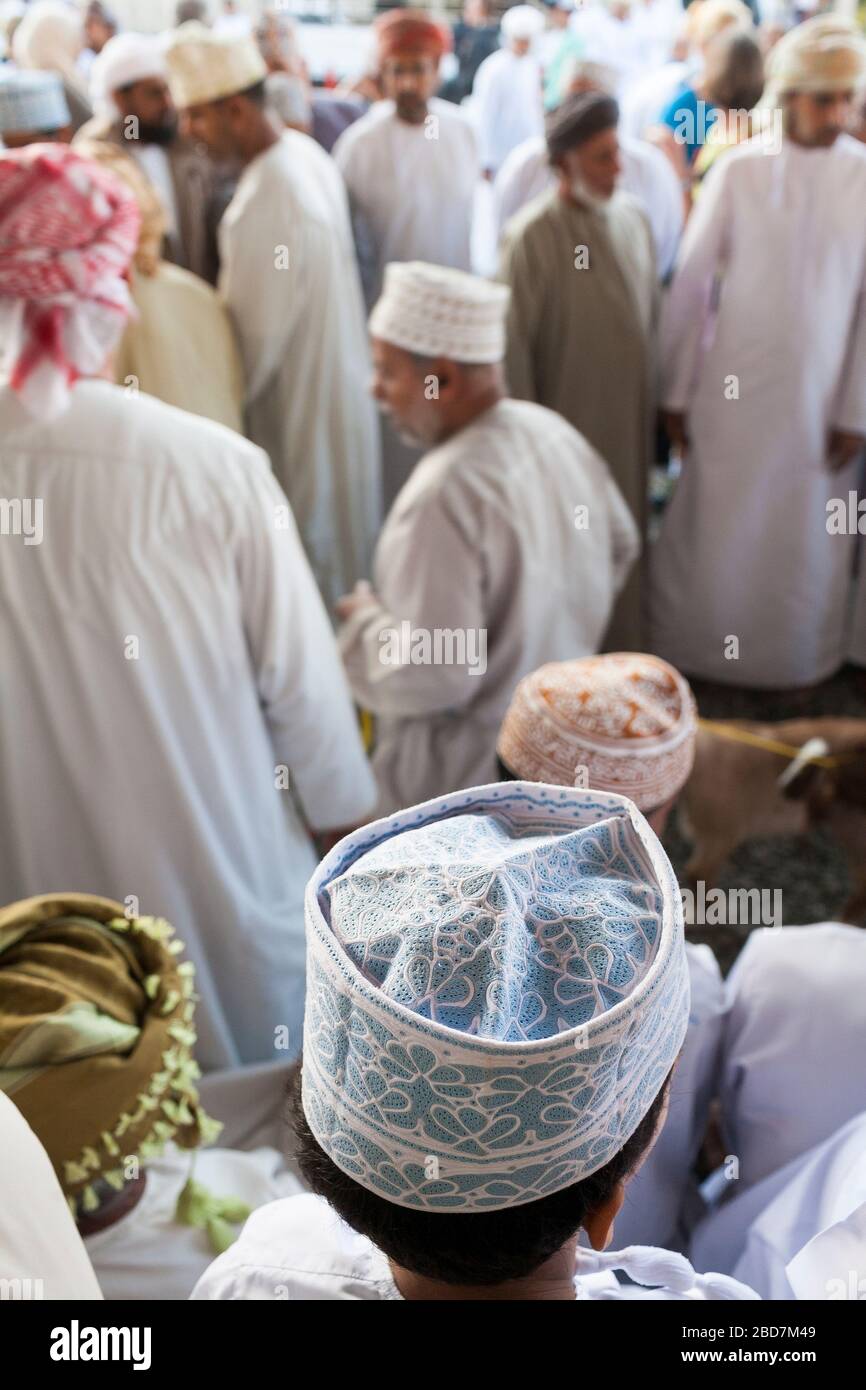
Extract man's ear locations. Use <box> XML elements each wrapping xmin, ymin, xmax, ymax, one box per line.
<box><xmin>583</xmin><ymin>1183</ymin><xmax>625</xmax><ymax>1252</ymax></box>
<box><xmin>428</xmin><ymin>356</ymin><xmax>456</xmax><ymax>398</ymax></box>
<box><xmin>225</xmin><ymin>94</ymin><xmax>246</xmax><ymax>125</ymax></box>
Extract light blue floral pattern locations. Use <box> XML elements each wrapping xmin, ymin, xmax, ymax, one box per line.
<box><xmin>303</xmin><ymin>783</ymin><xmax>689</xmax><ymax>1212</ymax></box>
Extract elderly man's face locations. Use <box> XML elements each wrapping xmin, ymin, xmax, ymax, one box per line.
<box><xmin>381</xmin><ymin>53</ymin><xmax>440</xmax><ymax>124</ymax></box>
<box><xmin>370</xmin><ymin>338</ymin><xmax>447</xmax><ymax>447</ymax></box>
<box><xmin>787</xmin><ymin>89</ymin><xmax>855</xmax><ymax>146</ymax></box>
<box><xmin>561</xmin><ymin>127</ymin><xmax>622</xmax><ymax>200</ymax></box>
<box><xmin>116</xmin><ymin>78</ymin><xmax>177</xmax><ymax>144</ymax></box>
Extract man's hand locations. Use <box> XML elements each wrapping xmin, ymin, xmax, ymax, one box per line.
<box><xmin>826</xmin><ymin>428</ymin><xmax>866</xmax><ymax>472</ymax></box>
<box><xmin>335</xmin><ymin>580</ymin><xmax>379</xmax><ymax>624</ymax></box>
<box><xmin>661</xmin><ymin>410</ymin><xmax>689</xmax><ymax>455</ymax></box>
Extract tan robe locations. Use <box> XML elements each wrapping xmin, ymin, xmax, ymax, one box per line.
<box><xmin>115</xmin><ymin>263</ymin><xmax>245</xmax><ymax>435</ymax></box>
<box><xmin>499</xmin><ymin>188</ymin><xmax>656</xmax><ymax>648</ymax></box>
<box><xmin>74</xmin><ymin>115</ymin><xmax>221</xmax><ymax>284</ymax></box>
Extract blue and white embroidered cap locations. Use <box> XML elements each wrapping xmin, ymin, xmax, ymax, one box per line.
<box><xmin>302</xmin><ymin>782</ymin><xmax>689</xmax><ymax>1213</ymax></box>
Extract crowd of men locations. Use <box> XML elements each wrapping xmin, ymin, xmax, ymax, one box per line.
<box><xmin>1</xmin><ymin>0</ymin><xmax>866</xmax><ymax>1305</ymax></box>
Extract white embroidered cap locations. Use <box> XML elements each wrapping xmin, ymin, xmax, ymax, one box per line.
<box><xmin>369</xmin><ymin>262</ymin><xmax>510</xmax><ymax>364</ymax></box>
<box><xmin>302</xmin><ymin>782</ymin><xmax>690</xmax><ymax>1213</ymax></box>
<box><xmin>164</xmin><ymin>21</ymin><xmax>267</xmax><ymax>109</ymax></box>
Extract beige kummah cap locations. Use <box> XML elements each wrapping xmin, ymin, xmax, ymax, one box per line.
<box><xmin>765</xmin><ymin>15</ymin><xmax>866</xmax><ymax>98</ymax></box>
<box><xmin>164</xmin><ymin>20</ymin><xmax>267</xmax><ymax>108</ymax></box>
<box><xmin>497</xmin><ymin>652</ymin><xmax>698</xmax><ymax>812</ymax></box>
<box><xmin>369</xmin><ymin>261</ymin><xmax>511</xmax><ymax>364</ymax></box>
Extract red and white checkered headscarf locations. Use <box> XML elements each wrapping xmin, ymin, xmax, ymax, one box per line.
<box><xmin>0</xmin><ymin>143</ymin><xmax>141</xmax><ymax>418</ymax></box>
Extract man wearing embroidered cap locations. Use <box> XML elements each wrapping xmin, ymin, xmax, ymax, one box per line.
<box><xmin>653</xmin><ymin>14</ymin><xmax>866</xmax><ymax>688</ymax></box>
<box><xmin>193</xmin><ymin>782</ymin><xmax>758</xmax><ymax>1300</ymax></box>
<box><xmin>0</xmin><ymin>66</ymin><xmax>71</xmax><ymax>146</ymax></box>
<box><xmin>76</xmin><ymin>31</ymin><xmax>220</xmax><ymax>284</ymax></box>
<box><xmin>0</xmin><ymin>143</ymin><xmax>377</xmax><ymax>1075</ymax></box>
<box><xmin>336</xmin><ymin>260</ymin><xmax>639</xmax><ymax>820</ymax></box>
<box><xmin>333</xmin><ymin>7</ymin><xmax>479</xmax><ymax>506</ymax></box>
<box><xmin>498</xmin><ymin>651</ymin><xmax>698</xmax><ymax>831</ymax></box>
<box><xmin>497</xmin><ymin>652</ymin><xmax>728</xmax><ymax>1253</ymax></box>
<box><xmin>164</xmin><ymin>21</ymin><xmax>381</xmax><ymax>609</ymax></box>
<box><xmin>0</xmin><ymin>893</ymin><xmax>302</xmax><ymax>1299</ymax></box>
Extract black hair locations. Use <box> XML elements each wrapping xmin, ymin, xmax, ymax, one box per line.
<box><xmin>497</xmin><ymin>752</ymin><xmax>516</xmax><ymax>782</ymax></box>
<box><xmin>176</xmin><ymin>0</ymin><xmax>209</xmax><ymax>24</ymax></box>
<box><xmin>287</xmin><ymin>1063</ymin><xmax>671</xmax><ymax>1288</ymax></box>
<box><xmin>213</xmin><ymin>79</ymin><xmax>268</xmax><ymax>108</ymax></box>
<box><xmin>706</xmin><ymin>32</ymin><xmax>765</xmax><ymax>114</ymax></box>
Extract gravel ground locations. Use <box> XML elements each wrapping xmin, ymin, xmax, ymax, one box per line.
<box><xmin>660</xmin><ymin>664</ymin><xmax>866</xmax><ymax>973</ymax></box>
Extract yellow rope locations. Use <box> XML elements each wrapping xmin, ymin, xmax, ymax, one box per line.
<box><xmin>697</xmin><ymin>717</ymin><xmax>845</xmax><ymax>768</ymax></box>
<box><xmin>359</xmin><ymin>708</ymin><xmax>375</xmax><ymax>755</ymax></box>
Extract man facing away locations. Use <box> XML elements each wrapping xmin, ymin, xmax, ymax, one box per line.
<box><xmin>0</xmin><ymin>67</ymin><xmax>71</xmax><ymax>146</ymax></box>
<box><xmin>497</xmin><ymin>652</ymin><xmax>726</xmax><ymax>1252</ymax></box>
<box><xmin>499</xmin><ymin>90</ymin><xmax>657</xmax><ymax>648</ymax></box>
<box><xmin>165</xmin><ymin>23</ymin><xmax>382</xmax><ymax>609</ymax></box>
<box><xmin>651</xmin><ymin>16</ymin><xmax>866</xmax><ymax>689</ymax></box>
<box><xmin>76</xmin><ymin>31</ymin><xmax>220</xmax><ymax>284</ymax></box>
<box><xmin>0</xmin><ymin>144</ymin><xmax>376</xmax><ymax>1073</ymax></box>
<box><xmin>193</xmin><ymin>783</ymin><xmax>758</xmax><ymax>1302</ymax></box>
<box><xmin>337</xmin><ymin>261</ymin><xmax>639</xmax><ymax>819</ymax></box>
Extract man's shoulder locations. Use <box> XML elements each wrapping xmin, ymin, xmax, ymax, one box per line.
<box><xmin>475</xmin><ymin>46</ymin><xmax>508</xmax><ymax>79</ymax></box>
<box><xmin>503</xmin><ymin>186</ymin><xmax>561</xmax><ymax>245</ymax></box>
<box><xmin>191</xmin><ymin>1192</ymin><xmax>396</xmax><ymax>1301</ymax></box>
<box><xmin>333</xmin><ymin>100</ymin><xmax>396</xmax><ymax>154</ymax></box>
<box><xmin>428</xmin><ymin>96</ymin><xmax>474</xmax><ymax>132</ymax></box>
<box><xmin>427</xmin><ymin>400</ymin><xmax>601</xmax><ymax>480</ymax></box>
<box><xmin>73</xmin><ymin>112</ymin><xmax>122</xmax><ymax>146</ymax></box>
<box><xmin>490</xmin><ymin>398</ymin><xmax>605</xmax><ymax>459</ymax></box>
<box><xmin>227</xmin><ymin>141</ymin><xmax>310</xmax><ymax>220</ymax></box>
<box><xmin>18</xmin><ymin>383</ymin><xmax>266</xmax><ymax>482</ymax></box>
<box><xmin>500</xmin><ymin>135</ymin><xmax>548</xmax><ymax>183</ymax></box>
<box><xmin>828</xmin><ymin>131</ymin><xmax>866</xmax><ymax>175</ymax></box>
<box><xmin>610</xmin><ymin>188</ymin><xmax>653</xmax><ymax>239</ymax></box>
